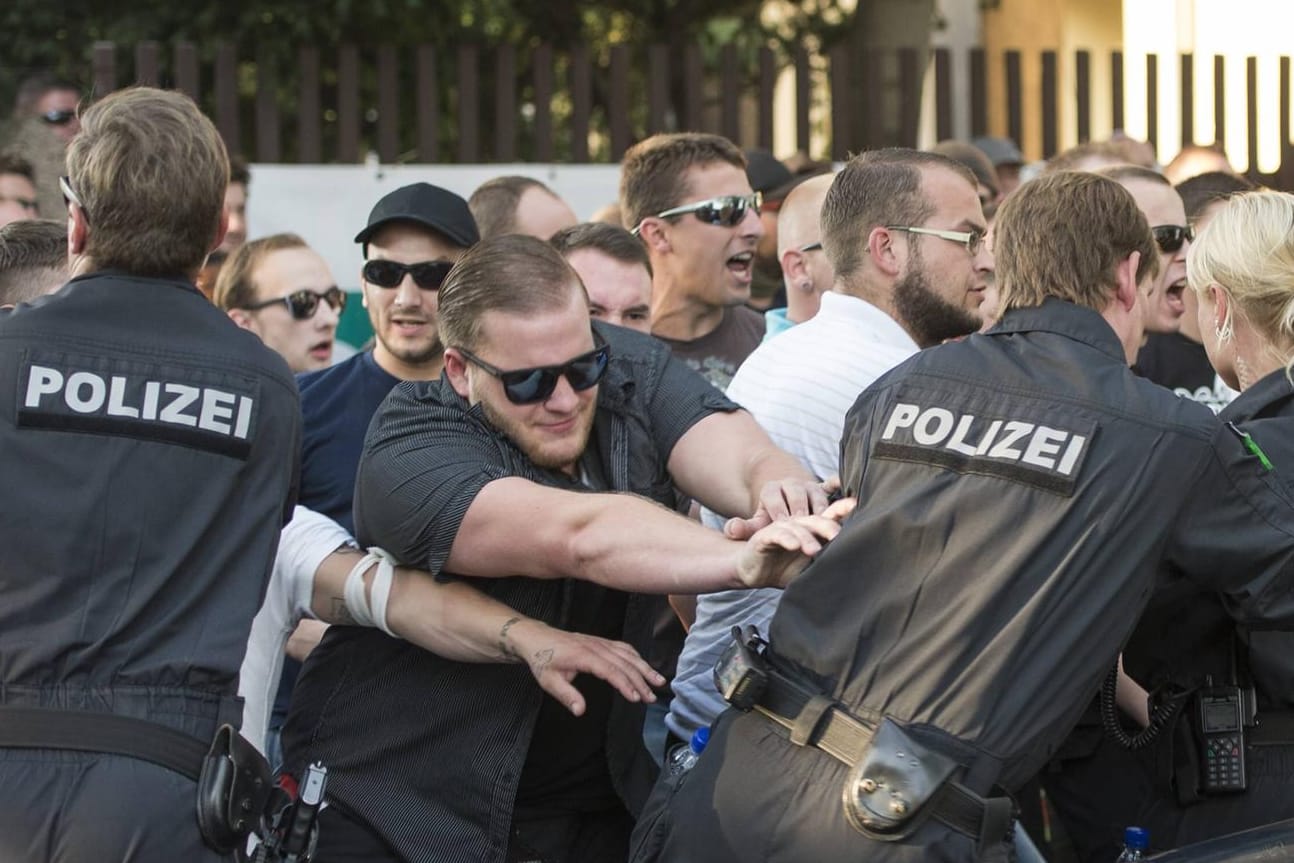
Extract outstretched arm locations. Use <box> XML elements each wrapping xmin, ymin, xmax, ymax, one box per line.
<box><xmin>444</xmin><ymin>478</ymin><xmax>853</xmax><ymax>594</ymax></box>
<box><xmin>308</xmin><ymin>547</ymin><xmax>664</xmax><ymax>715</ymax></box>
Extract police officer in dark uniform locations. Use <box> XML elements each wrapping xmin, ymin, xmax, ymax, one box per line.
<box><xmin>634</xmin><ymin>170</ymin><xmax>1294</xmax><ymax>862</ymax></box>
<box><xmin>1054</xmin><ymin>188</ymin><xmax>1294</xmax><ymax>856</ymax></box>
<box><xmin>0</xmin><ymin>87</ymin><xmax>301</xmax><ymax>861</ymax></box>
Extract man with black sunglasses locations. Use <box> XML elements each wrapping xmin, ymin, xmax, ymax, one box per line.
<box><xmin>281</xmin><ymin>234</ymin><xmax>845</xmax><ymax>863</ymax></box>
<box><xmin>215</xmin><ymin>233</ymin><xmax>343</xmax><ymax>373</ymax></box>
<box><xmin>622</xmin><ymin>132</ymin><xmax>768</xmax><ymax>391</ymax></box>
<box><xmin>242</xmin><ymin>183</ymin><xmax>480</xmax><ymax>769</ymax></box>
<box><xmin>1101</xmin><ymin>165</ymin><xmax>1192</xmax><ymax>339</ymax></box>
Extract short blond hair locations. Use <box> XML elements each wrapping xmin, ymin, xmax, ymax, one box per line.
<box><xmin>213</xmin><ymin>233</ymin><xmax>309</xmax><ymax>311</ymax></box>
<box><xmin>65</xmin><ymin>87</ymin><xmax>228</xmax><ymax>278</ymax></box>
<box><xmin>1188</xmin><ymin>190</ymin><xmax>1294</xmax><ymax>369</ymax></box>
<box><xmin>995</xmin><ymin>171</ymin><xmax>1157</xmax><ymax>313</ymax></box>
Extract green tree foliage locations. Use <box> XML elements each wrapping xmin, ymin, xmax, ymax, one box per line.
<box><xmin>1</xmin><ymin>0</ymin><xmax>933</xmax><ymax>161</ymax></box>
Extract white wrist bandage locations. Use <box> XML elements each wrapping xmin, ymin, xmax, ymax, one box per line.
<box><xmin>343</xmin><ymin>547</ymin><xmax>397</xmax><ymax>637</ymax></box>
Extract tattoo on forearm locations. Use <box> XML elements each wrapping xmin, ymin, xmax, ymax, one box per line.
<box><xmin>531</xmin><ymin>648</ymin><xmax>555</xmax><ymax>678</ymax></box>
<box><xmin>330</xmin><ymin>597</ymin><xmax>355</xmax><ymax>625</ymax></box>
<box><xmin>498</xmin><ymin>616</ymin><xmax>523</xmax><ymax>661</ymax></box>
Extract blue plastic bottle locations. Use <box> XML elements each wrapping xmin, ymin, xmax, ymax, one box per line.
<box><xmin>665</xmin><ymin>727</ymin><xmax>710</xmax><ymax>777</ymax></box>
<box><xmin>1116</xmin><ymin>826</ymin><xmax>1150</xmax><ymax>861</ymax></box>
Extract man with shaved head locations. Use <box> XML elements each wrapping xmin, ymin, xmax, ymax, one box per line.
<box><xmin>761</xmin><ymin>172</ymin><xmax>835</xmax><ymax>340</ymax></box>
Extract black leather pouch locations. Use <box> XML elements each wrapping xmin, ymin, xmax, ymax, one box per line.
<box><xmin>841</xmin><ymin>717</ymin><xmax>959</xmax><ymax>841</ymax></box>
<box><xmin>196</xmin><ymin>724</ymin><xmax>273</xmax><ymax>853</ymax></box>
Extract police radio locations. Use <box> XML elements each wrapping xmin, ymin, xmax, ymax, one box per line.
<box><xmin>1197</xmin><ymin>687</ymin><xmax>1247</xmax><ymax>794</ymax></box>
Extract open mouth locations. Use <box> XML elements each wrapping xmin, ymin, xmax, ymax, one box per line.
<box><xmin>308</xmin><ymin>340</ymin><xmax>333</xmax><ymax>361</ymax></box>
<box><xmin>726</xmin><ymin>251</ymin><xmax>754</xmax><ymax>281</ymax></box>
<box><xmin>1165</xmin><ymin>279</ymin><xmax>1187</xmax><ymax>315</ymax></box>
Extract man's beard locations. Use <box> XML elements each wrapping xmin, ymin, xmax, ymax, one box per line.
<box><xmin>893</xmin><ymin>262</ymin><xmax>981</xmax><ymax>348</ymax></box>
<box><xmin>478</xmin><ymin>391</ymin><xmax>595</xmax><ymax>472</ymax></box>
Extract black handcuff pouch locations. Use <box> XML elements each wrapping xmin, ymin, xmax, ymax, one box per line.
<box><xmin>196</xmin><ymin>723</ymin><xmax>273</xmax><ymax>853</ymax></box>
<box><xmin>842</xmin><ymin>718</ymin><xmax>959</xmax><ymax>841</ymax></box>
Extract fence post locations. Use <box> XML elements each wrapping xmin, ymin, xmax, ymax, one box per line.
<box><xmin>494</xmin><ymin>44</ymin><xmax>516</xmax><ymax>163</ymax></box>
<box><xmin>416</xmin><ymin>46</ymin><xmax>439</xmax><ymax>163</ymax></box>
<box><xmin>456</xmin><ymin>45</ymin><xmax>480</xmax><ymax>163</ymax></box>
<box><xmin>213</xmin><ymin>42</ymin><xmax>240</xmax><ymax>158</ymax></box>
<box><xmin>533</xmin><ymin>44</ymin><xmax>555</xmax><ymax>162</ymax></box>
<box><xmin>1041</xmin><ymin>50</ymin><xmax>1057</xmax><ymax>159</ymax></box>
<box><xmin>174</xmin><ymin>42</ymin><xmax>200</xmax><ymax>102</ymax></box>
<box><xmin>1075</xmin><ymin>50</ymin><xmax>1091</xmax><ymax>144</ymax></box>
<box><xmin>568</xmin><ymin>45</ymin><xmax>590</xmax><ymax>163</ymax></box>
<box><xmin>256</xmin><ymin>45</ymin><xmax>282</xmax><ymax>163</ymax></box>
<box><xmin>298</xmin><ymin>47</ymin><xmax>322</xmax><ymax>163</ymax></box>
<box><xmin>135</xmin><ymin>41</ymin><xmax>160</xmax><ymax>87</ymax></box>
<box><xmin>92</xmin><ymin>42</ymin><xmax>117</xmax><ymax>100</ymax></box>
<box><xmin>337</xmin><ymin>45</ymin><xmax>360</xmax><ymax>163</ymax></box>
<box><xmin>377</xmin><ymin>45</ymin><xmax>400</xmax><ymax>164</ymax></box>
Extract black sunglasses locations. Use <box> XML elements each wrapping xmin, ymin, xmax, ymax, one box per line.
<box><xmin>631</xmin><ymin>192</ymin><xmax>762</xmax><ymax>235</ymax></box>
<box><xmin>41</xmin><ymin>109</ymin><xmax>76</xmax><ymax>126</ymax></box>
<box><xmin>244</xmin><ymin>286</ymin><xmax>347</xmax><ymax>320</ymax></box>
<box><xmin>457</xmin><ymin>340</ymin><xmax>611</xmax><ymax>405</ymax></box>
<box><xmin>1152</xmin><ymin>224</ymin><xmax>1194</xmax><ymax>254</ymax></box>
<box><xmin>363</xmin><ymin>259</ymin><xmax>454</xmax><ymax>291</ymax></box>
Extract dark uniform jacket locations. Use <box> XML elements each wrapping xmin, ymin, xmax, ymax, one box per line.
<box><xmin>0</xmin><ymin>272</ymin><xmax>301</xmax><ymax>860</ymax></box>
<box><xmin>1104</xmin><ymin>367</ymin><xmax>1294</xmax><ymax>850</ymax></box>
<box><xmin>650</xmin><ymin>300</ymin><xmax>1294</xmax><ymax>863</ymax></box>
<box><xmin>282</xmin><ymin>322</ymin><xmax>733</xmax><ymax>863</ymax></box>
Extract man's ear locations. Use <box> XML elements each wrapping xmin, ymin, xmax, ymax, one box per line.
<box><xmin>780</xmin><ymin>248</ymin><xmax>808</xmax><ymax>288</ymax></box>
<box><xmin>209</xmin><ymin>208</ymin><xmax>229</xmax><ymax>254</ymax></box>
<box><xmin>868</xmin><ymin>226</ymin><xmax>901</xmax><ymax>277</ymax></box>
<box><xmin>67</xmin><ymin>203</ymin><xmax>89</xmax><ymax>256</ymax></box>
<box><xmin>1114</xmin><ymin>250</ymin><xmax>1142</xmax><ymax>312</ymax></box>
<box><xmin>227</xmin><ymin>308</ymin><xmax>256</xmax><ymax>332</ymax></box>
<box><xmin>635</xmin><ymin>219</ymin><xmax>671</xmax><ymax>255</ymax></box>
<box><xmin>443</xmin><ymin>348</ymin><xmax>472</xmax><ymax>398</ymax></box>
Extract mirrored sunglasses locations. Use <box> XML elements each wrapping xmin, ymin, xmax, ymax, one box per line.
<box><xmin>1152</xmin><ymin>225</ymin><xmax>1194</xmax><ymax>254</ymax></box>
<box><xmin>363</xmin><ymin>259</ymin><xmax>454</xmax><ymax>291</ymax></box>
<box><xmin>633</xmin><ymin>192</ymin><xmax>762</xmax><ymax>235</ymax></box>
<box><xmin>245</xmin><ymin>286</ymin><xmax>347</xmax><ymax>320</ymax></box>
<box><xmin>41</xmin><ymin>109</ymin><xmax>76</xmax><ymax>126</ymax></box>
<box><xmin>457</xmin><ymin>341</ymin><xmax>611</xmax><ymax>405</ymax></box>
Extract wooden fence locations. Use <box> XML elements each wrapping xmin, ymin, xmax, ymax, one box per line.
<box><xmin>70</xmin><ymin>40</ymin><xmax>1294</xmax><ymax>188</ymax></box>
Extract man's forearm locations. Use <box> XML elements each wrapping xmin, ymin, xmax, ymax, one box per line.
<box><xmin>311</xmin><ymin>549</ymin><xmax>544</xmax><ymax>664</ymax></box>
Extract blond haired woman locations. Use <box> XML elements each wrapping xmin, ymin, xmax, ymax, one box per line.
<box><xmin>1120</xmin><ymin>190</ymin><xmax>1294</xmax><ymax>851</ymax></box>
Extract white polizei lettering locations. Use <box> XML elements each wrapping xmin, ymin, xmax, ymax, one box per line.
<box><xmin>913</xmin><ymin>408</ymin><xmax>955</xmax><ymax>445</ymax></box>
<box><xmin>988</xmin><ymin>421</ymin><xmax>1034</xmax><ymax>459</ymax></box>
<box><xmin>141</xmin><ymin>381</ymin><xmax>160</xmax><ymax>420</ymax></box>
<box><xmin>1022</xmin><ymin>425</ymin><xmax>1068</xmax><ymax>469</ymax></box>
<box><xmin>159</xmin><ymin>384</ymin><xmax>199</xmax><ymax>427</ymax></box>
<box><xmin>198</xmin><ymin>388</ymin><xmax>236</xmax><ymax>435</ymax></box>
<box><xmin>973</xmin><ymin>419</ymin><xmax>1002</xmax><ymax>455</ymax></box>
<box><xmin>881</xmin><ymin>403</ymin><xmax>921</xmax><ymax>440</ymax></box>
<box><xmin>1057</xmin><ymin>434</ymin><xmax>1087</xmax><ymax>476</ymax></box>
<box><xmin>944</xmin><ymin>414</ymin><xmax>980</xmax><ymax>456</ymax></box>
<box><xmin>64</xmin><ymin>371</ymin><xmax>107</xmax><ymax>414</ymax></box>
<box><xmin>106</xmin><ymin>375</ymin><xmax>140</xmax><ymax>418</ymax></box>
<box><xmin>233</xmin><ymin>396</ymin><xmax>254</xmax><ymax>439</ymax></box>
<box><xmin>23</xmin><ymin>365</ymin><xmax>63</xmax><ymax>408</ymax></box>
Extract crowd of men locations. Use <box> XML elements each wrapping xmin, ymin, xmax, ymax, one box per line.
<box><xmin>2</xmin><ymin>75</ymin><xmax>1292</xmax><ymax>863</ymax></box>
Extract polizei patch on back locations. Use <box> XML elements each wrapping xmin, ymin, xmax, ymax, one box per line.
<box><xmin>16</xmin><ymin>350</ymin><xmax>260</xmax><ymax>459</ymax></box>
<box><xmin>873</xmin><ymin>399</ymin><xmax>1096</xmax><ymax>495</ymax></box>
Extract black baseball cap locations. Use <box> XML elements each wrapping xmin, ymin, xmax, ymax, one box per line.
<box><xmin>354</xmin><ymin>182</ymin><xmax>480</xmax><ymax>248</ymax></box>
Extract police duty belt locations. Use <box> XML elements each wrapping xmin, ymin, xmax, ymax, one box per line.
<box><xmin>716</xmin><ymin>626</ymin><xmax>1014</xmax><ymax>847</ymax></box>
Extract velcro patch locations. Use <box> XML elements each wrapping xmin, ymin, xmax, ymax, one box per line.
<box><xmin>16</xmin><ymin>350</ymin><xmax>260</xmax><ymax>459</ymax></box>
<box><xmin>873</xmin><ymin>399</ymin><xmax>1096</xmax><ymax>495</ymax></box>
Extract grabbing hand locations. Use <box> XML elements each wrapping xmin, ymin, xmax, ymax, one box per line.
<box><xmin>505</xmin><ymin>619</ymin><xmax>666</xmax><ymax>716</ymax></box>
<box><xmin>724</xmin><ymin>476</ymin><xmax>842</xmax><ymax>541</ymax></box>
<box><xmin>734</xmin><ymin>496</ymin><xmax>856</xmax><ymax>589</ymax></box>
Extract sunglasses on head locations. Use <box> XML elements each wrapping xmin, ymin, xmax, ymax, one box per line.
<box><xmin>1152</xmin><ymin>224</ymin><xmax>1194</xmax><ymax>254</ymax></box>
<box><xmin>41</xmin><ymin>109</ymin><xmax>76</xmax><ymax>126</ymax></box>
<box><xmin>457</xmin><ymin>339</ymin><xmax>611</xmax><ymax>405</ymax></box>
<box><xmin>363</xmin><ymin>259</ymin><xmax>454</xmax><ymax>291</ymax></box>
<box><xmin>245</xmin><ymin>286</ymin><xmax>347</xmax><ymax>320</ymax></box>
<box><xmin>631</xmin><ymin>192</ymin><xmax>762</xmax><ymax>236</ymax></box>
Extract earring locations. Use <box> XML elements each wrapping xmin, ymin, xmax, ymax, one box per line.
<box><xmin>799</xmin><ymin>281</ymin><xmax>813</xmax><ymax>294</ymax></box>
